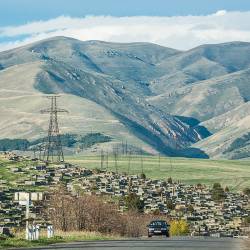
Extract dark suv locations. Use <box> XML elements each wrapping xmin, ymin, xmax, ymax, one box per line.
<box><xmin>147</xmin><ymin>220</ymin><xmax>170</xmax><ymax>237</ymax></box>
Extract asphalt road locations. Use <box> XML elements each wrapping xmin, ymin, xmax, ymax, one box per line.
<box><xmin>19</xmin><ymin>237</ymin><xmax>249</xmax><ymax>250</ymax></box>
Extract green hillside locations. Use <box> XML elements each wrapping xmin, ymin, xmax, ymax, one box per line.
<box><xmin>1</xmin><ymin>154</ymin><xmax>249</xmax><ymax>191</ymax></box>
<box><xmin>66</xmin><ymin>155</ymin><xmax>250</xmax><ymax>191</ymax></box>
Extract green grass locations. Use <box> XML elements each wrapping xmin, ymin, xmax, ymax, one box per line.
<box><xmin>0</xmin><ymin>158</ymin><xmax>27</xmax><ymax>183</ymax></box>
<box><xmin>1</xmin><ymin>154</ymin><xmax>249</xmax><ymax>191</ymax></box>
<box><xmin>66</xmin><ymin>155</ymin><xmax>250</xmax><ymax>191</ymax></box>
<box><xmin>0</xmin><ymin>157</ymin><xmax>48</xmax><ymax>191</ymax></box>
<box><xmin>0</xmin><ymin>231</ymin><xmax>119</xmax><ymax>249</ymax></box>
<box><xmin>0</xmin><ymin>236</ymin><xmax>64</xmax><ymax>249</ymax></box>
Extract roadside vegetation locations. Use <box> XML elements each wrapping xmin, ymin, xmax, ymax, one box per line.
<box><xmin>0</xmin><ymin>231</ymin><xmax>117</xmax><ymax>249</ymax></box>
<box><xmin>0</xmin><ymin>186</ymin><xmax>189</xmax><ymax>249</ymax></box>
<box><xmin>46</xmin><ymin>186</ymin><xmax>189</xmax><ymax>238</ymax></box>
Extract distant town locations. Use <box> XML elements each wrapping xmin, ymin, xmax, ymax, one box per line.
<box><xmin>0</xmin><ymin>152</ymin><xmax>249</xmax><ymax>238</ymax></box>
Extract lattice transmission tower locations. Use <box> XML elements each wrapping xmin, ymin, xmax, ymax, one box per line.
<box><xmin>41</xmin><ymin>96</ymin><xmax>68</xmax><ymax>163</ymax></box>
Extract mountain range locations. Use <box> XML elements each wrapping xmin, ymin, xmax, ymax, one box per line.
<box><xmin>0</xmin><ymin>36</ymin><xmax>250</xmax><ymax>159</ymax></box>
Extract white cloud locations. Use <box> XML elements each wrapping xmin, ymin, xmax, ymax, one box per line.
<box><xmin>214</xmin><ymin>10</ymin><xmax>227</xmax><ymax>16</ymax></box>
<box><xmin>1</xmin><ymin>11</ymin><xmax>250</xmax><ymax>51</ymax></box>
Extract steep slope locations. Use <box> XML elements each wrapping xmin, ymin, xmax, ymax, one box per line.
<box><xmin>194</xmin><ymin>115</ymin><xmax>250</xmax><ymax>159</ymax></box>
<box><xmin>192</xmin><ymin>102</ymin><xmax>250</xmax><ymax>159</ymax></box>
<box><xmin>148</xmin><ymin>69</ymin><xmax>250</xmax><ymax>122</ymax></box>
<box><xmin>201</xmin><ymin>102</ymin><xmax>250</xmax><ymax>133</ymax></box>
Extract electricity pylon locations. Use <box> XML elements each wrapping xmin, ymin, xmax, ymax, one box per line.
<box><xmin>41</xmin><ymin>95</ymin><xmax>68</xmax><ymax>163</ymax></box>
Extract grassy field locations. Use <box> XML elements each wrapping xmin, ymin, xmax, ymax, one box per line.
<box><xmin>1</xmin><ymin>154</ymin><xmax>249</xmax><ymax>191</ymax></box>
<box><xmin>0</xmin><ymin>157</ymin><xmax>30</xmax><ymax>187</ymax></box>
<box><xmin>0</xmin><ymin>231</ymin><xmax>118</xmax><ymax>249</ymax></box>
<box><xmin>66</xmin><ymin>155</ymin><xmax>250</xmax><ymax>191</ymax></box>
<box><xmin>0</xmin><ymin>157</ymin><xmax>46</xmax><ymax>191</ymax></box>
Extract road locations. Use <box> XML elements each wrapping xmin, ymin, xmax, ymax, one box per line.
<box><xmin>18</xmin><ymin>237</ymin><xmax>249</xmax><ymax>250</ymax></box>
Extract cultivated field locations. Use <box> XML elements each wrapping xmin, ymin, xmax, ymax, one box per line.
<box><xmin>66</xmin><ymin>155</ymin><xmax>250</xmax><ymax>191</ymax></box>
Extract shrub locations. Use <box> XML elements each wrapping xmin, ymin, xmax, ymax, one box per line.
<box><xmin>124</xmin><ymin>193</ymin><xmax>144</xmax><ymax>213</ymax></box>
<box><xmin>167</xmin><ymin>177</ymin><xmax>173</xmax><ymax>184</ymax></box>
<box><xmin>243</xmin><ymin>187</ymin><xmax>250</xmax><ymax>197</ymax></box>
<box><xmin>170</xmin><ymin>220</ymin><xmax>189</xmax><ymax>236</ymax></box>
<box><xmin>46</xmin><ymin>187</ymin><xmax>171</xmax><ymax>238</ymax></box>
<box><xmin>211</xmin><ymin>183</ymin><xmax>226</xmax><ymax>201</ymax></box>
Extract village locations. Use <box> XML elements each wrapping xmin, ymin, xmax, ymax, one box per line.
<box><xmin>0</xmin><ymin>152</ymin><xmax>249</xmax><ymax>238</ymax></box>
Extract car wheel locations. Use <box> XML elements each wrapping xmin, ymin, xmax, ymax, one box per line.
<box><xmin>166</xmin><ymin>232</ymin><xmax>170</xmax><ymax>237</ymax></box>
<box><xmin>148</xmin><ymin>234</ymin><xmax>152</xmax><ymax>238</ymax></box>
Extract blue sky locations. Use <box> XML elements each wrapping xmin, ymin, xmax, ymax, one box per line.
<box><xmin>1</xmin><ymin>0</ymin><xmax>250</xmax><ymax>25</ymax></box>
<box><xmin>0</xmin><ymin>0</ymin><xmax>250</xmax><ymax>51</ymax></box>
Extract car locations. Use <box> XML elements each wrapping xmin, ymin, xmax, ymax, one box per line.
<box><xmin>147</xmin><ymin>220</ymin><xmax>170</xmax><ymax>237</ymax></box>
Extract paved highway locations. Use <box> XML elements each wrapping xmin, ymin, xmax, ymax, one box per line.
<box><xmin>18</xmin><ymin>237</ymin><xmax>249</xmax><ymax>250</ymax></box>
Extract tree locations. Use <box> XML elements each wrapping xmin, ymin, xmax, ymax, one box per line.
<box><xmin>161</xmin><ymin>181</ymin><xmax>167</xmax><ymax>187</ymax></box>
<box><xmin>140</xmin><ymin>173</ymin><xmax>146</xmax><ymax>179</ymax></box>
<box><xmin>225</xmin><ymin>186</ymin><xmax>229</xmax><ymax>192</ymax></box>
<box><xmin>47</xmin><ymin>176</ymin><xmax>53</xmax><ymax>184</ymax></box>
<box><xmin>244</xmin><ymin>216</ymin><xmax>250</xmax><ymax>224</ymax></box>
<box><xmin>47</xmin><ymin>186</ymin><xmax>121</xmax><ymax>233</ymax></box>
<box><xmin>124</xmin><ymin>193</ymin><xmax>144</xmax><ymax>213</ymax></box>
<box><xmin>213</xmin><ymin>183</ymin><xmax>222</xmax><ymax>189</ymax></box>
<box><xmin>187</xmin><ymin>204</ymin><xmax>194</xmax><ymax>213</ymax></box>
<box><xmin>166</xmin><ymin>199</ymin><xmax>175</xmax><ymax>210</ymax></box>
<box><xmin>211</xmin><ymin>183</ymin><xmax>226</xmax><ymax>201</ymax></box>
<box><xmin>167</xmin><ymin>177</ymin><xmax>173</xmax><ymax>184</ymax></box>
<box><xmin>243</xmin><ymin>187</ymin><xmax>250</xmax><ymax>197</ymax></box>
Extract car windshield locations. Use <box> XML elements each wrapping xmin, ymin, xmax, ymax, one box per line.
<box><xmin>150</xmin><ymin>221</ymin><xmax>166</xmax><ymax>226</ymax></box>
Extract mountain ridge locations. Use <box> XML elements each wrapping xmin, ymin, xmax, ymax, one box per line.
<box><xmin>1</xmin><ymin>36</ymin><xmax>250</xmax><ymax>159</ymax></box>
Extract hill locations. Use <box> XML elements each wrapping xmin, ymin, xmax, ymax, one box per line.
<box><xmin>1</xmin><ymin>37</ymin><xmax>250</xmax><ymax>158</ymax></box>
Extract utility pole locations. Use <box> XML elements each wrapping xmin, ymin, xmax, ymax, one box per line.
<box><xmin>127</xmin><ymin>150</ymin><xmax>131</xmax><ymax>174</ymax></box>
<box><xmin>158</xmin><ymin>153</ymin><xmax>161</xmax><ymax>172</ymax></box>
<box><xmin>33</xmin><ymin>148</ymin><xmax>36</xmax><ymax>159</ymax></box>
<box><xmin>100</xmin><ymin>150</ymin><xmax>104</xmax><ymax>170</ymax></box>
<box><xmin>106</xmin><ymin>151</ymin><xmax>109</xmax><ymax>170</ymax></box>
<box><xmin>170</xmin><ymin>157</ymin><xmax>173</xmax><ymax>175</ymax></box>
<box><xmin>41</xmin><ymin>96</ymin><xmax>68</xmax><ymax>163</ymax></box>
<box><xmin>113</xmin><ymin>147</ymin><xmax>118</xmax><ymax>174</ymax></box>
<box><xmin>121</xmin><ymin>141</ymin><xmax>124</xmax><ymax>155</ymax></box>
<box><xmin>38</xmin><ymin>145</ymin><xmax>42</xmax><ymax>161</ymax></box>
<box><xmin>140</xmin><ymin>150</ymin><xmax>144</xmax><ymax>175</ymax></box>
<box><xmin>25</xmin><ymin>197</ymin><xmax>30</xmax><ymax>240</ymax></box>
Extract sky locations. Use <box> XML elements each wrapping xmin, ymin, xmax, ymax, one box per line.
<box><xmin>0</xmin><ymin>0</ymin><xmax>250</xmax><ymax>51</ymax></box>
